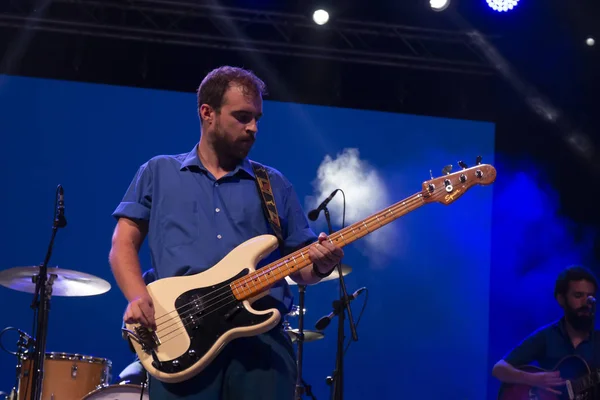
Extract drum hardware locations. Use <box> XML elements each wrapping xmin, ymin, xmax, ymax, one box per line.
<box><xmin>285</xmin><ymin>328</ymin><xmax>325</xmax><ymax>343</ymax></box>
<box><xmin>0</xmin><ymin>264</ymin><xmax>112</xmax><ymax>400</ymax></box>
<box><xmin>0</xmin><ymin>327</ymin><xmax>35</xmax><ymax>400</ymax></box>
<box><xmin>0</xmin><ymin>185</ymin><xmax>112</xmax><ymax>400</ymax></box>
<box><xmin>284</xmin><ymin>263</ymin><xmax>354</xmax><ymax>400</ymax></box>
<box><xmin>283</xmin><ymin>303</ymin><xmax>325</xmax><ymax>344</ymax></box>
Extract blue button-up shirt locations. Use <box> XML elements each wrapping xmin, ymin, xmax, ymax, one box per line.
<box><xmin>112</xmin><ymin>144</ymin><xmax>317</xmax><ymax>315</ymax></box>
<box><xmin>504</xmin><ymin>318</ymin><xmax>600</xmax><ymax>370</ymax></box>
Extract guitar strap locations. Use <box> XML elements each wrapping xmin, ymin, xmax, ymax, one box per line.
<box><xmin>250</xmin><ymin>161</ymin><xmax>285</xmax><ymax>253</ymax></box>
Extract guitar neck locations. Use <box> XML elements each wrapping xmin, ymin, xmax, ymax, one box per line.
<box><xmin>231</xmin><ymin>191</ymin><xmax>425</xmax><ymax>300</ymax></box>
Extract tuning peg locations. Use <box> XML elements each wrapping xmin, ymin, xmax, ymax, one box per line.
<box><xmin>475</xmin><ymin>155</ymin><xmax>482</xmax><ymax>165</ymax></box>
<box><xmin>442</xmin><ymin>165</ymin><xmax>452</xmax><ymax>175</ymax></box>
<box><xmin>458</xmin><ymin>161</ymin><xmax>468</xmax><ymax>169</ymax></box>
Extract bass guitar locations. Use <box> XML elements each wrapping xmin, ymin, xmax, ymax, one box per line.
<box><xmin>123</xmin><ymin>160</ymin><xmax>496</xmax><ymax>383</ymax></box>
<box><xmin>497</xmin><ymin>355</ymin><xmax>600</xmax><ymax>400</ymax></box>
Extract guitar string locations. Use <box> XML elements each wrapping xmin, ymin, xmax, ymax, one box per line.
<box><xmin>151</xmin><ymin>191</ymin><xmax>434</xmax><ymax>341</ymax></box>
<box><xmin>150</xmin><ymin>184</ymin><xmax>461</xmax><ymax>341</ymax></box>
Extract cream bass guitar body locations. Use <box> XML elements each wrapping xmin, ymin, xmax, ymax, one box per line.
<box><xmin>122</xmin><ymin>160</ymin><xmax>496</xmax><ymax>383</ymax></box>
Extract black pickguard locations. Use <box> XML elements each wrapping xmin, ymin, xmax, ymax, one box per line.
<box><xmin>150</xmin><ymin>269</ymin><xmax>275</xmax><ymax>374</ymax></box>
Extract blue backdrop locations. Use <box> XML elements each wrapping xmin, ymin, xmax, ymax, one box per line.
<box><xmin>0</xmin><ymin>75</ymin><xmax>495</xmax><ymax>399</ymax></box>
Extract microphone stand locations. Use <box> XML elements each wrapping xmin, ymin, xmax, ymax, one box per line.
<box><xmin>590</xmin><ymin>300</ymin><xmax>597</xmax><ymax>399</ymax></box>
<box><xmin>29</xmin><ymin>186</ymin><xmax>66</xmax><ymax>400</ymax></box>
<box><xmin>322</xmin><ymin>207</ymin><xmax>358</xmax><ymax>400</ymax></box>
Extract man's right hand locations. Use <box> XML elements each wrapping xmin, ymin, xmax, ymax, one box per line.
<box><xmin>124</xmin><ymin>295</ymin><xmax>156</xmax><ymax>331</ymax></box>
<box><xmin>529</xmin><ymin>371</ymin><xmax>566</xmax><ymax>395</ymax></box>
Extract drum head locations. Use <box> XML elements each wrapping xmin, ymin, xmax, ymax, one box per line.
<box><xmin>46</xmin><ymin>352</ymin><xmax>111</xmax><ymax>364</ymax></box>
<box><xmin>82</xmin><ymin>384</ymin><xmax>148</xmax><ymax>399</ymax></box>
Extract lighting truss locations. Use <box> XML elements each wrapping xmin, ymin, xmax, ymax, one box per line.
<box><xmin>0</xmin><ymin>0</ymin><xmax>496</xmax><ymax>75</ymax></box>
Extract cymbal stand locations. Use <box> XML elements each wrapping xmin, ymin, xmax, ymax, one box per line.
<box><xmin>29</xmin><ymin>185</ymin><xmax>67</xmax><ymax>400</ymax></box>
<box><xmin>294</xmin><ymin>285</ymin><xmax>316</xmax><ymax>400</ymax></box>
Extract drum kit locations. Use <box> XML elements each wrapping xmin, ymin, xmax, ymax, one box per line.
<box><xmin>283</xmin><ymin>263</ymin><xmax>352</xmax><ymax>346</ymax></box>
<box><xmin>0</xmin><ymin>265</ymin><xmax>149</xmax><ymax>399</ymax></box>
<box><xmin>0</xmin><ymin>262</ymin><xmax>353</xmax><ymax>400</ymax></box>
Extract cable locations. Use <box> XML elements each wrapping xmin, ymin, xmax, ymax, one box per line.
<box><xmin>343</xmin><ymin>289</ymin><xmax>368</xmax><ymax>356</ymax></box>
<box><xmin>140</xmin><ymin>370</ymin><xmax>149</xmax><ymax>400</ymax></box>
<box><xmin>0</xmin><ymin>327</ymin><xmax>20</xmax><ymax>356</ymax></box>
<box><xmin>337</xmin><ymin>189</ymin><xmax>346</xmax><ymax>300</ymax></box>
<box><xmin>332</xmin><ymin>188</ymin><xmax>368</xmax><ymax>355</ymax></box>
<box><xmin>338</xmin><ymin>189</ymin><xmax>346</xmax><ymax>231</ymax></box>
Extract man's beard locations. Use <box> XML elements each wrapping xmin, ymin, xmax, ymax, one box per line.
<box><xmin>212</xmin><ymin>122</ymin><xmax>253</xmax><ymax>162</ymax></box>
<box><xmin>565</xmin><ymin>304</ymin><xmax>594</xmax><ymax>332</ymax></box>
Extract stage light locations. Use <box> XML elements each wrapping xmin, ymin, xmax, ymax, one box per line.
<box><xmin>430</xmin><ymin>0</ymin><xmax>450</xmax><ymax>11</ymax></box>
<box><xmin>486</xmin><ymin>0</ymin><xmax>519</xmax><ymax>12</ymax></box>
<box><xmin>586</xmin><ymin>37</ymin><xmax>595</xmax><ymax>47</ymax></box>
<box><xmin>312</xmin><ymin>9</ymin><xmax>329</xmax><ymax>25</ymax></box>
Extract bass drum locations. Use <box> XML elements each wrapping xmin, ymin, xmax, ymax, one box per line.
<box><xmin>82</xmin><ymin>384</ymin><xmax>149</xmax><ymax>399</ymax></box>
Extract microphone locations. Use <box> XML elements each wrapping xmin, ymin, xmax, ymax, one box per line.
<box><xmin>57</xmin><ymin>185</ymin><xmax>67</xmax><ymax>227</ymax></box>
<box><xmin>588</xmin><ymin>296</ymin><xmax>596</xmax><ymax>312</ymax></box>
<box><xmin>588</xmin><ymin>296</ymin><xmax>596</xmax><ymax>306</ymax></box>
<box><xmin>314</xmin><ymin>287</ymin><xmax>366</xmax><ymax>331</ymax></box>
<box><xmin>308</xmin><ymin>189</ymin><xmax>340</xmax><ymax>221</ymax></box>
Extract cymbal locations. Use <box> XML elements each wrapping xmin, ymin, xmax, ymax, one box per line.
<box><xmin>0</xmin><ymin>266</ymin><xmax>111</xmax><ymax>297</ymax></box>
<box><xmin>285</xmin><ymin>328</ymin><xmax>325</xmax><ymax>343</ymax></box>
<box><xmin>285</xmin><ymin>264</ymin><xmax>352</xmax><ymax>286</ymax></box>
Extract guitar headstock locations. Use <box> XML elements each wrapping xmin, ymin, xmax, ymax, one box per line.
<box><xmin>421</xmin><ymin>157</ymin><xmax>496</xmax><ymax>205</ymax></box>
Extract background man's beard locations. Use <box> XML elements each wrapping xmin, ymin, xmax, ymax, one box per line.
<box><xmin>566</xmin><ymin>306</ymin><xmax>593</xmax><ymax>331</ymax></box>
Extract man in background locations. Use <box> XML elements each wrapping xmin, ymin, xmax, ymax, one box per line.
<box><xmin>492</xmin><ymin>265</ymin><xmax>600</xmax><ymax>396</ymax></box>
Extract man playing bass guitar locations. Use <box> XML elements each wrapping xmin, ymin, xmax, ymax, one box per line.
<box><xmin>493</xmin><ymin>266</ymin><xmax>600</xmax><ymax>398</ymax></box>
<box><xmin>108</xmin><ymin>66</ymin><xmax>344</xmax><ymax>400</ymax></box>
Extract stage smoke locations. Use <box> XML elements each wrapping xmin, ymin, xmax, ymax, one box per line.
<box><xmin>492</xmin><ymin>159</ymin><xmax>597</xmax><ymax>324</ymax></box>
<box><xmin>306</xmin><ymin>148</ymin><xmax>398</xmax><ymax>266</ymax></box>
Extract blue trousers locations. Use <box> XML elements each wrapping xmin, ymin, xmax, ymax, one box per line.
<box><xmin>148</xmin><ymin>326</ymin><xmax>297</xmax><ymax>400</ymax></box>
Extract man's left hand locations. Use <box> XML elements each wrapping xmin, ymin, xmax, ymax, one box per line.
<box><xmin>309</xmin><ymin>232</ymin><xmax>345</xmax><ymax>276</ymax></box>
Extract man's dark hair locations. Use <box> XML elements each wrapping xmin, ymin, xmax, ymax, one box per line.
<box><xmin>554</xmin><ymin>265</ymin><xmax>598</xmax><ymax>298</ymax></box>
<box><xmin>197</xmin><ymin>66</ymin><xmax>267</xmax><ymax>112</ymax></box>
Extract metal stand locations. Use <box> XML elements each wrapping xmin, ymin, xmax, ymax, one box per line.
<box><xmin>4</xmin><ymin>329</ymin><xmax>34</xmax><ymax>400</ymax></box>
<box><xmin>589</xmin><ymin>297</ymin><xmax>597</xmax><ymax>400</ymax></box>
<box><xmin>322</xmin><ymin>207</ymin><xmax>358</xmax><ymax>400</ymax></box>
<box><xmin>29</xmin><ymin>185</ymin><xmax>67</xmax><ymax>400</ymax></box>
<box><xmin>294</xmin><ymin>285</ymin><xmax>316</xmax><ymax>400</ymax></box>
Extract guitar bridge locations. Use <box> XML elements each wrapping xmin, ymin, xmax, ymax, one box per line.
<box><xmin>121</xmin><ymin>327</ymin><xmax>160</xmax><ymax>353</ymax></box>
